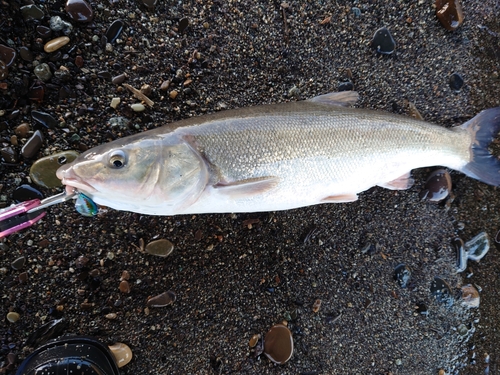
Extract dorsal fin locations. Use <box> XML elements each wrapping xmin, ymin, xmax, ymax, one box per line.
<box><xmin>307</xmin><ymin>91</ymin><xmax>359</xmax><ymax>107</ymax></box>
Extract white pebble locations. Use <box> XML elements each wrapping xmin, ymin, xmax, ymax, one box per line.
<box><xmin>110</xmin><ymin>97</ymin><xmax>120</xmax><ymax>108</ymax></box>
<box><xmin>130</xmin><ymin>103</ymin><xmax>145</xmax><ymax>112</ymax></box>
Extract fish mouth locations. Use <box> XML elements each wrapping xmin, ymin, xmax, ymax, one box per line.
<box><xmin>57</xmin><ymin>166</ymin><xmax>97</xmax><ymax>194</ymax></box>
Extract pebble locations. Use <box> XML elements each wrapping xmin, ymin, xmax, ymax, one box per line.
<box><xmin>105</xmin><ymin>20</ymin><xmax>124</xmax><ymax>44</ymax></box>
<box><xmin>120</xmin><ymin>270</ymin><xmax>130</xmax><ymax>280</ymax></box>
<box><xmin>33</xmin><ymin>63</ymin><xmax>52</xmax><ymax>82</ymax></box>
<box><xmin>419</xmin><ymin>169</ymin><xmax>452</xmax><ymax>202</ymax></box>
<box><xmin>178</xmin><ymin>18</ymin><xmax>189</xmax><ymax>33</ymax></box>
<box><xmin>371</xmin><ymin>27</ymin><xmax>396</xmax><ymax>54</ymax></box>
<box><xmin>461</xmin><ymin>284</ymin><xmax>480</xmax><ymax>308</ymax></box>
<box><xmin>20</xmin><ymin>4</ymin><xmax>44</xmax><ymax>20</ymax></box>
<box><xmin>11</xmin><ymin>256</ymin><xmax>26</xmax><ymax>270</ymax></box>
<box><xmin>110</xmin><ymin>97</ymin><xmax>121</xmax><ymax>108</ymax></box>
<box><xmin>430</xmin><ymin>277</ymin><xmax>453</xmax><ymax>307</ymax></box>
<box><xmin>21</xmin><ymin>130</ymin><xmax>43</xmax><ymax>158</ymax></box>
<box><xmin>464</xmin><ymin>232</ymin><xmax>489</xmax><ymax>261</ymax></box>
<box><xmin>142</xmin><ymin>0</ymin><xmax>157</xmax><ymax>9</ymax></box>
<box><xmin>65</xmin><ymin>0</ymin><xmax>94</xmax><ymax>22</ymax></box>
<box><xmin>0</xmin><ymin>60</ymin><xmax>7</xmax><ymax>79</ymax></box>
<box><xmin>312</xmin><ymin>299</ymin><xmax>322</xmax><ymax>313</ymax></box>
<box><xmin>338</xmin><ymin>81</ymin><xmax>354</xmax><ymax>91</ymax></box>
<box><xmin>393</xmin><ymin>264</ymin><xmax>411</xmax><ymax>288</ymax></box>
<box><xmin>1</xmin><ymin>146</ymin><xmax>18</xmax><ymax>164</ymax></box>
<box><xmin>108</xmin><ymin>343</ymin><xmax>133</xmax><ymax>368</ymax></box>
<box><xmin>36</xmin><ymin>26</ymin><xmax>52</xmax><ymax>39</ymax></box>
<box><xmin>15</xmin><ymin>123</ymin><xmax>30</xmax><ymax>138</ymax></box>
<box><xmin>6</xmin><ymin>312</ymin><xmax>20</xmax><ymax>323</ymax></box>
<box><xmin>44</xmin><ymin>37</ymin><xmax>70</xmax><ymax>53</ymax></box>
<box><xmin>75</xmin><ymin>192</ymin><xmax>98</xmax><ymax>217</ymax></box>
<box><xmin>249</xmin><ymin>334</ymin><xmax>260</xmax><ymax>348</ymax></box>
<box><xmin>18</xmin><ymin>272</ymin><xmax>28</xmax><ymax>283</ymax></box>
<box><xmin>146</xmin><ymin>290</ymin><xmax>176</xmax><ymax>307</ymax></box>
<box><xmin>130</xmin><ymin>103</ymin><xmax>145</xmax><ymax>112</ymax></box>
<box><xmin>145</xmin><ymin>239</ymin><xmax>174</xmax><ymax>257</ymax></box>
<box><xmin>19</xmin><ymin>47</ymin><xmax>33</xmax><ymax>62</ymax></box>
<box><xmin>112</xmin><ymin>74</ymin><xmax>126</xmax><ymax>85</ymax></box>
<box><xmin>49</xmin><ymin>16</ymin><xmax>73</xmax><ymax>35</ymax></box>
<box><xmin>449</xmin><ymin>72</ymin><xmax>464</xmax><ymax>91</ymax></box>
<box><xmin>32</xmin><ymin>111</ymin><xmax>58</xmax><ymax>128</ymax></box>
<box><xmin>12</xmin><ymin>184</ymin><xmax>43</xmax><ymax>202</ymax></box>
<box><xmin>105</xmin><ymin>313</ymin><xmax>117</xmax><ymax>320</ymax></box>
<box><xmin>263</xmin><ymin>324</ymin><xmax>294</xmax><ymax>364</ymax></box>
<box><xmin>75</xmin><ymin>55</ymin><xmax>84</xmax><ymax>68</ymax></box>
<box><xmin>169</xmin><ymin>90</ymin><xmax>178</xmax><ymax>99</ymax></box>
<box><xmin>119</xmin><ymin>280</ymin><xmax>131</xmax><ymax>293</ymax></box>
<box><xmin>436</xmin><ymin>0</ymin><xmax>464</xmax><ymax>31</ymax></box>
<box><xmin>75</xmin><ymin>255</ymin><xmax>89</xmax><ymax>268</ymax></box>
<box><xmin>0</xmin><ymin>44</ymin><xmax>16</xmax><ymax>67</ymax></box>
<box><xmin>30</xmin><ymin>150</ymin><xmax>79</xmax><ymax>188</ymax></box>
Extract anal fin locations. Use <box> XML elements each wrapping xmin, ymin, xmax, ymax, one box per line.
<box><xmin>378</xmin><ymin>172</ymin><xmax>414</xmax><ymax>190</ymax></box>
<box><xmin>214</xmin><ymin>177</ymin><xmax>279</xmax><ymax>198</ymax></box>
<box><xmin>321</xmin><ymin>193</ymin><xmax>359</xmax><ymax>203</ymax></box>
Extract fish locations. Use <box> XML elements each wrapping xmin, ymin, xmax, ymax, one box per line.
<box><xmin>56</xmin><ymin>91</ymin><xmax>500</xmax><ymax>216</ymax></box>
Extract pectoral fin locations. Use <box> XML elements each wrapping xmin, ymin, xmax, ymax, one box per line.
<box><xmin>214</xmin><ymin>177</ymin><xmax>279</xmax><ymax>198</ymax></box>
<box><xmin>321</xmin><ymin>193</ymin><xmax>359</xmax><ymax>203</ymax></box>
<box><xmin>308</xmin><ymin>91</ymin><xmax>359</xmax><ymax>107</ymax></box>
<box><xmin>378</xmin><ymin>172</ymin><xmax>414</xmax><ymax>190</ymax></box>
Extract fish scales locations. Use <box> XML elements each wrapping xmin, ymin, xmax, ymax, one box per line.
<box><xmin>56</xmin><ymin>92</ymin><xmax>500</xmax><ymax>215</ymax></box>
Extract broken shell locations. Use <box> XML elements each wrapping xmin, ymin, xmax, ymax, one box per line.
<box><xmin>461</xmin><ymin>284</ymin><xmax>480</xmax><ymax>308</ymax></box>
<box><xmin>7</xmin><ymin>311</ymin><xmax>20</xmax><ymax>323</ymax></box>
<box><xmin>464</xmin><ymin>232</ymin><xmax>490</xmax><ymax>261</ymax></box>
<box><xmin>108</xmin><ymin>342</ymin><xmax>132</xmax><ymax>368</ymax></box>
<box><xmin>146</xmin><ymin>290</ymin><xmax>176</xmax><ymax>307</ymax></box>
<box><xmin>263</xmin><ymin>324</ymin><xmax>293</xmax><ymax>364</ymax></box>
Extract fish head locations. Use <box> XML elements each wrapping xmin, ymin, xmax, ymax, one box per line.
<box><xmin>56</xmin><ymin>135</ymin><xmax>209</xmax><ymax>214</ymax></box>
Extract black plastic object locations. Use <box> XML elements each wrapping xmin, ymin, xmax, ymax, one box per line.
<box><xmin>16</xmin><ymin>336</ymin><xmax>120</xmax><ymax>375</ymax></box>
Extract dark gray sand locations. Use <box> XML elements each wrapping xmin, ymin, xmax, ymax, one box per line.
<box><xmin>1</xmin><ymin>0</ymin><xmax>499</xmax><ymax>374</ymax></box>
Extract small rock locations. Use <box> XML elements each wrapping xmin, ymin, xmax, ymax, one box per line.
<box><xmin>263</xmin><ymin>324</ymin><xmax>294</xmax><ymax>364</ymax></box>
<box><xmin>1</xmin><ymin>146</ymin><xmax>18</xmax><ymax>163</ymax></box>
<box><xmin>461</xmin><ymin>284</ymin><xmax>480</xmax><ymax>308</ymax></box>
<box><xmin>49</xmin><ymin>16</ymin><xmax>73</xmax><ymax>35</ymax></box>
<box><xmin>105</xmin><ymin>313</ymin><xmax>117</xmax><ymax>319</ymax></box>
<box><xmin>119</xmin><ymin>280</ymin><xmax>131</xmax><ymax>293</ymax></box>
<box><xmin>33</xmin><ymin>63</ymin><xmax>52</xmax><ymax>82</ymax></box>
<box><xmin>44</xmin><ymin>36</ymin><xmax>70</xmax><ymax>53</ymax></box>
<box><xmin>145</xmin><ymin>239</ymin><xmax>174</xmax><ymax>257</ymax></box>
<box><xmin>120</xmin><ymin>270</ymin><xmax>130</xmax><ymax>280</ymax></box>
<box><xmin>0</xmin><ymin>44</ymin><xmax>17</xmax><ymax>66</ymax></box>
<box><xmin>12</xmin><ymin>184</ymin><xmax>43</xmax><ymax>202</ymax></box>
<box><xmin>6</xmin><ymin>312</ymin><xmax>20</xmax><ymax>323</ymax></box>
<box><xmin>449</xmin><ymin>73</ymin><xmax>464</xmax><ymax>91</ymax></box>
<box><xmin>436</xmin><ymin>0</ymin><xmax>464</xmax><ymax>31</ymax></box>
<box><xmin>112</xmin><ymin>74</ymin><xmax>126</xmax><ymax>85</ymax></box>
<box><xmin>146</xmin><ymin>290</ymin><xmax>176</xmax><ymax>307</ymax></box>
<box><xmin>312</xmin><ymin>299</ymin><xmax>321</xmax><ymax>313</ymax></box>
<box><xmin>32</xmin><ymin>111</ymin><xmax>58</xmax><ymax>128</ymax></box>
<box><xmin>371</xmin><ymin>27</ymin><xmax>396</xmax><ymax>54</ymax></box>
<box><xmin>169</xmin><ymin>90</ymin><xmax>178</xmax><ymax>99</ymax></box>
<box><xmin>419</xmin><ymin>169</ymin><xmax>452</xmax><ymax>202</ymax></box>
<box><xmin>20</xmin><ymin>4</ymin><xmax>44</xmax><ymax>20</ymax></box>
<box><xmin>141</xmin><ymin>0</ymin><xmax>157</xmax><ymax>9</ymax></box>
<box><xmin>110</xmin><ymin>97</ymin><xmax>121</xmax><ymax>109</ymax></box>
<box><xmin>393</xmin><ymin>264</ymin><xmax>411</xmax><ymax>288</ymax></box>
<box><xmin>108</xmin><ymin>343</ymin><xmax>132</xmax><ymax>368</ymax></box>
<box><xmin>338</xmin><ymin>81</ymin><xmax>354</xmax><ymax>91</ymax></box>
<box><xmin>11</xmin><ymin>256</ymin><xmax>26</xmax><ymax>270</ymax></box>
<box><xmin>15</xmin><ymin>123</ymin><xmax>30</xmax><ymax>138</ymax></box>
<box><xmin>130</xmin><ymin>103</ymin><xmax>145</xmax><ymax>112</ymax></box>
<box><xmin>21</xmin><ymin>130</ymin><xmax>43</xmax><ymax>158</ymax></box>
<box><xmin>30</xmin><ymin>151</ymin><xmax>79</xmax><ymax>188</ymax></box>
<box><xmin>178</xmin><ymin>18</ymin><xmax>189</xmax><ymax>33</ymax></box>
<box><xmin>249</xmin><ymin>334</ymin><xmax>260</xmax><ymax>348</ymax></box>
<box><xmin>105</xmin><ymin>19</ymin><xmax>124</xmax><ymax>44</ymax></box>
<box><xmin>19</xmin><ymin>47</ymin><xmax>34</xmax><ymax>62</ymax></box>
<box><xmin>65</xmin><ymin>0</ymin><xmax>94</xmax><ymax>22</ymax></box>
<box><xmin>36</xmin><ymin>26</ymin><xmax>52</xmax><ymax>39</ymax></box>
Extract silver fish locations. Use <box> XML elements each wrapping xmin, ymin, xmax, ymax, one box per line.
<box><xmin>56</xmin><ymin>92</ymin><xmax>500</xmax><ymax>215</ymax></box>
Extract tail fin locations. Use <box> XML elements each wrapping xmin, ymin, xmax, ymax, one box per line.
<box><xmin>460</xmin><ymin>107</ymin><xmax>500</xmax><ymax>186</ymax></box>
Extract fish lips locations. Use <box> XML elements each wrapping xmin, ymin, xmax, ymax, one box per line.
<box><xmin>56</xmin><ymin>164</ymin><xmax>97</xmax><ymax>194</ymax></box>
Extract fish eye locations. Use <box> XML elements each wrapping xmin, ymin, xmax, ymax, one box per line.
<box><xmin>108</xmin><ymin>150</ymin><xmax>127</xmax><ymax>169</ymax></box>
